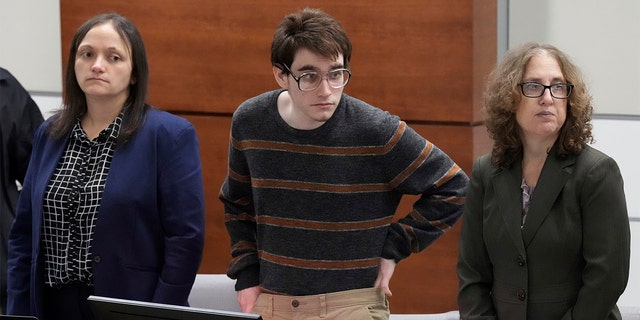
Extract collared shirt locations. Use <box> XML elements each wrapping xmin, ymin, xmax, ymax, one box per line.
<box><xmin>42</xmin><ymin>114</ymin><xmax>122</xmax><ymax>287</ymax></box>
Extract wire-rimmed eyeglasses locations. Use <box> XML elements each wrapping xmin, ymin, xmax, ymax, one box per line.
<box><xmin>518</xmin><ymin>82</ymin><xmax>574</xmax><ymax>99</ymax></box>
<box><xmin>281</xmin><ymin>64</ymin><xmax>351</xmax><ymax>92</ymax></box>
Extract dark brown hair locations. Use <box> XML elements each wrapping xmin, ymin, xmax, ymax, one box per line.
<box><xmin>49</xmin><ymin>13</ymin><xmax>149</xmax><ymax>143</ymax></box>
<box><xmin>271</xmin><ymin>8</ymin><xmax>352</xmax><ymax>71</ymax></box>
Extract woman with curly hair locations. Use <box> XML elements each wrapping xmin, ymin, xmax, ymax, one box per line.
<box><xmin>457</xmin><ymin>42</ymin><xmax>630</xmax><ymax>319</ymax></box>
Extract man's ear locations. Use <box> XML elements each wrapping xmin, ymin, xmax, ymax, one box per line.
<box><xmin>273</xmin><ymin>65</ymin><xmax>289</xmax><ymax>88</ymax></box>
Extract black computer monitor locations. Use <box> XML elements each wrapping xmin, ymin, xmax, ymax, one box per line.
<box><xmin>88</xmin><ymin>295</ymin><xmax>262</xmax><ymax>320</ymax></box>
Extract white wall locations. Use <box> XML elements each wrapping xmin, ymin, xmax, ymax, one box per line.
<box><xmin>0</xmin><ymin>0</ymin><xmax>62</xmax><ymax>93</ymax></box>
<box><xmin>509</xmin><ymin>0</ymin><xmax>640</xmax><ymax>116</ymax></box>
<box><xmin>32</xmin><ymin>94</ymin><xmax>61</xmax><ymax>119</ymax></box>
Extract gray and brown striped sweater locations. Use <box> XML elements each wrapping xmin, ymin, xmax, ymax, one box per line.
<box><xmin>219</xmin><ymin>90</ymin><xmax>468</xmax><ymax>295</ymax></box>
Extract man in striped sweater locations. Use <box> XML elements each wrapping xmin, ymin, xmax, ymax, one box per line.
<box><xmin>219</xmin><ymin>7</ymin><xmax>469</xmax><ymax>320</ymax></box>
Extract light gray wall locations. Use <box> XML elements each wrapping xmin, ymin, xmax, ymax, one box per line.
<box><xmin>508</xmin><ymin>0</ymin><xmax>640</xmax><ymax>116</ymax></box>
<box><xmin>0</xmin><ymin>0</ymin><xmax>62</xmax><ymax>93</ymax></box>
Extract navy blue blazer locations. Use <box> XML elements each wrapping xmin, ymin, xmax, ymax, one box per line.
<box><xmin>7</xmin><ymin>107</ymin><xmax>205</xmax><ymax>317</ymax></box>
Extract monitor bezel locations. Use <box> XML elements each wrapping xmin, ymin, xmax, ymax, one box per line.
<box><xmin>87</xmin><ymin>295</ymin><xmax>262</xmax><ymax>320</ymax></box>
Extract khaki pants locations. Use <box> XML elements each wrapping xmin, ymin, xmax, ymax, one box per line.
<box><xmin>253</xmin><ymin>287</ymin><xmax>389</xmax><ymax>320</ymax></box>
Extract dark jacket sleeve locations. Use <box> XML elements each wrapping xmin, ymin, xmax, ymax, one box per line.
<box><xmin>0</xmin><ymin>67</ymin><xmax>44</xmax><ymax>184</ymax></box>
<box><xmin>562</xmin><ymin>155</ymin><xmax>630</xmax><ymax>319</ymax></box>
<box><xmin>457</xmin><ymin>155</ymin><xmax>497</xmax><ymax>319</ymax></box>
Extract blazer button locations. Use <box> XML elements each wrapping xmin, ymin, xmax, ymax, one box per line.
<box><xmin>516</xmin><ymin>255</ymin><xmax>526</xmax><ymax>266</ymax></box>
<box><xmin>517</xmin><ymin>289</ymin><xmax>526</xmax><ymax>301</ymax></box>
<box><xmin>291</xmin><ymin>300</ymin><xmax>300</xmax><ymax>308</ymax></box>
<box><xmin>93</xmin><ymin>255</ymin><xmax>101</xmax><ymax>263</ymax></box>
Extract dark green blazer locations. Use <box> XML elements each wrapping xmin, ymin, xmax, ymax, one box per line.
<box><xmin>457</xmin><ymin>145</ymin><xmax>630</xmax><ymax>320</ymax></box>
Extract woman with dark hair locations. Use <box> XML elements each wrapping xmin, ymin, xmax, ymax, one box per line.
<box><xmin>6</xmin><ymin>13</ymin><xmax>205</xmax><ymax>320</ymax></box>
<box><xmin>457</xmin><ymin>42</ymin><xmax>630</xmax><ymax>319</ymax></box>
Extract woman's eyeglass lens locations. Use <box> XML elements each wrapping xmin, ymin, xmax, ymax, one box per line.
<box><xmin>519</xmin><ymin>82</ymin><xmax>573</xmax><ymax>99</ymax></box>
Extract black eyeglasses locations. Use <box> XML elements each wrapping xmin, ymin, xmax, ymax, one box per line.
<box><xmin>518</xmin><ymin>82</ymin><xmax>574</xmax><ymax>99</ymax></box>
<box><xmin>281</xmin><ymin>64</ymin><xmax>351</xmax><ymax>92</ymax></box>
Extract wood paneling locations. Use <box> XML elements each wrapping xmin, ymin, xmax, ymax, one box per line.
<box><xmin>59</xmin><ymin>1</ymin><xmax>493</xmax><ymax>122</ymax></box>
<box><xmin>60</xmin><ymin>0</ymin><xmax>496</xmax><ymax>314</ymax></box>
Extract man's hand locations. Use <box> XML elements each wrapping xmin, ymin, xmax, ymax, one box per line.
<box><xmin>237</xmin><ymin>285</ymin><xmax>262</xmax><ymax>313</ymax></box>
<box><xmin>374</xmin><ymin>258</ymin><xmax>397</xmax><ymax>298</ymax></box>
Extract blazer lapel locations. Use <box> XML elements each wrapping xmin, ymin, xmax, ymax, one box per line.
<box><xmin>521</xmin><ymin>152</ymin><xmax>575</xmax><ymax>247</ymax></box>
<box><xmin>492</xmin><ymin>162</ymin><xmax>527</xmax><ymax>255</ymax></box>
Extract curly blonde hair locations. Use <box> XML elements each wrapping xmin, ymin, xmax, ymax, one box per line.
<box><xmin>483</xmin><ymin>42</ymin><xmax>594</xmax><ymax>168</ymax></box>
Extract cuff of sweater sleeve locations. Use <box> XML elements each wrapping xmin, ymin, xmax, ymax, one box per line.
<box><xmin>381</xmin><ymin>228</ymin><xmax>411</xmax><ymax>263</ymax></box>
<box><xmin>233</xmin><ymin>265</ymin><xmax>260</xmax><ymax>291</ymax></box>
